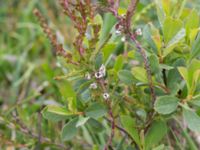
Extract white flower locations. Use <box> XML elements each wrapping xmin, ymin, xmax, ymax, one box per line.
<box><xmin>85</xmin><ymin>73</ymin><xmax>91</xmax><ymax>80</ymax></box>
<box><xmin>121</xmin><ymin>14</ymin><xmax>126</xmax><ymax>18</ymax></box>
<box><xmin>95</xmin><ymin>64</ymin><xmax>106</xmax><ymax>79</ymax></box>
<box><xmin>103</xmin><ymin>93</ymin><xmax>110</xmax><ymax>100</ymax></box>
<box><xmin>121</xmin><ymin>36</ymin><xmax>126</xmax><ymax>42</ymax></box>
<box><xmin>99</xmin><ymin>64</ymin><xmax>106</xmax><ymax>76</ymax></box>
<box><xmin>89</xmin><ymin>83</ymin><xmax>97</xmax><ymax>89</ymax></box>
<box><xmin>115</xmin><ymin>30</ymin><xmax>121</xmax><ymax>35</ymax></box>
<box><xmin>135</xmin><ymin>28</ymin><xmax>142</xmax><ymax>36</ymax></box>
<box><xmin>95</xmin><ymin>71</ymin><xmax>104</xmax><ymax>79</ymax></box>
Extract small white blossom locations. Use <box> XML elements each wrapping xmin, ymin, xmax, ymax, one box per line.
<box><xmin>95</xmin><ymin>71</ymin><xmax>104</xmax><ymax>79</ymax></box>
<box><xmin>95</xmin><ymin>64</ymin><xmax>106</xmax><ymax>79</ymax></box>
<box><xmin>89</xmin><ymin>83</ymin><xmax>97</xmax><ymax>89</ymax></box>
<box><xmin>135</xmin><ymin>28</ymin><xmax>142</xmax><ymax>36</ymax></box>
<box><xmin>121</xmin><ymin>36</ymin><xmax>126</xmax><ymax>42</ymax></box>
<box><xmin>121</xmin><ymin>14</ymin><xmax>126</xmax><ymax>18</ymax></box>
<box><xmin>103</xmin><ymin>93</ymin><xmax>110</xmax><ymax>100</ymax></box>
<box><xmin>85</xmin><ymin>73</ymin><xmax>91</xmax><ymax>80</ymax></box>
<box><xmin>115</xmin><ymin>30</ymin><xmax>121</xmax><ymax>35</ymax></box>
<box><xmin>99</xmin><ymin>64</ymin><xmax>106</xmax><ymax>76</ymax></box>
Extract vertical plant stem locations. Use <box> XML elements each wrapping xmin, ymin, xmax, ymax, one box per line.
<box><xmin>99</xmin><ymin>79</ymin><xmax>115</xmax><ymax>150</ymax></box>
<box><xmin>129</xmin><ymin>34</ymin><xmax>156</xmax><ymax>104</ymax></box>
<box><xmin>104</xmin><ymin>103</ymin><xmax>115</xmax><ymax>150</ymax></box>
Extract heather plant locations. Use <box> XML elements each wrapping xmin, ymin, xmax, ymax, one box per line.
<box><xmin>1</xmin><ymin>0</ymin><xmax>200</xmax><ymax>150</ymax></box>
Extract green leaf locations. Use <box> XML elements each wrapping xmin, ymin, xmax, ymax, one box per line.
<box><xmin>183</xmin><ymin>108</ymin><xmax>200</xmax><ymax>132</ymax></box>
<box><xmin>178</xmin><ymin>59</ymin><xmax>200</xmax><ymax>96</ymax></box>
<box><xmin>164</xmin><ymin>28</ymin><xmax>186</xmax><ymax>57</ymax></box>
<box><xmin>188</xmin><ymin>59</ymin><xmax>200</xmax><ymax>86</ymax></box>
<box><xmin>118</xmin><ymin>70</ymin><xmax>135</xmax><ymax>85</ymax></box>
<box><xmin>154</xmin><ymin>95</ymin><xmax>179</xmax><ymax>114</ymax></box>
<box><xmin>178</xmin><ymin>67</ymin><xmax>190</xmax><ymax>92</ymax></box>
<box><xmin>163</xmin><ymin>17</ymin><xmax>183</xmax><ymax>44</ymax></box>
<box><xmin>93</xmin><ymin>14</ymin><xmax>103</xmax><ymax>26</ymax></box>
<box><xmin>76</xmin><ymin>116</ymin><xmax>90</xmax><ymax>127</ymax></box>
<box><xmin>42</xmin><ymin>105</ymin><xmax>74</xmax><ymax>122</ymax></box>
<box><xmin>85</xmin><ymin>102</ymin><xmax>107</xmax><ymax>119</ymax></box>
<box><xmin>59</xmin><ymin>81</ymin><xmax>76</xmax><ymax>99</ymax></box>
<box><xmin>120</xmin><ymin>115</ymin><xmax>141</xmax><ymax>147</ymax></box>
<box><xmin>149</xmin><ymin>54</ymin><xmax>160</xmax><ymax>74</ymax></box>
<box><xmin>185</xmin><ymin>10</ymin><xmax>200</xmax><ymax>35</ymax></box>
<box><xmin>99</xmin><ymin>13</ymin><xmax>116</xmax><ymax>44</ymax></box>
<box><xmin>132</xmin><ymin>67</ymin><xmax>147</xmax><ymax>83</ymax></box>
<box><xmin>87</xmin><ymin>118</ymin><xmax>105</xmax><ymax>132</ymax></box>
<box><xmin>102</xmin><ymin>43</ymin><xmax>116</xmax><ymax>62</ymax></box>
<box><xmin>80</xmin><ymin>89</ymin><xmax>91</xmax><ymax>103</ymax></box>
<box><xmin>145</xmin><ymin>120</ymin><xmax>167</xmax><ymax>150</ymax></box>
<box><xmin>155</xmin><ymin>0</ymin><xmax>166</xmax><ymax>27</ymax></box>
<box><xmin>95</xmin><ymin>53</ymin><xmax>103</xmax><ymax>69</ymax></box>
<box><xmin>116</xmin><ymin>136</ymin><xmax>126</xmax><ymax>150</ymax></box>
<box><xmin>190</xmin><ymin>100</ymin><xmax>200</xmax><ymax>107</ymax></box>
<box><xmin>114</xmin><ymin>55</ymin><xmax>123</xmax><ymax>72</ymax></box>
<box><xmin>59</xmin><ymin>81</ymin><xmax>77</xmax><ymax>112</ymax></box>
<box><xmin>191</xmin><ymin>33</ymin><xmax>200</xmax><ymax>59</ymax></box>
<box><xmin>61</xmin><ymin>117</ymin><xmax>78</xmax><ymax>141</ymax></box>
<box><xmin>143</xmin><ymin>24</ymin><xmax>158</xmax><ymax>54</ymax></box>
<box><xmin>182</xmin><ymin>126</ymin><xmax>199</xmax><ymax>150</ymax></box>
<box><xmin>190</xmin><ymin>95</ymin><xmax>200</xmax><ymax>107</ymax></box>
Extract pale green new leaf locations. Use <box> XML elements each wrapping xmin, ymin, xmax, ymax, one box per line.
<box><xmin>191</xmin><ymin>33</ymin><xmax>200</xmax><ymax>59</ymax></box>
<box><xmin>132</xmin><ymin>67</ymin><xmax>147</xmax><ymax>83</ymax></box>
<box><xmin>185</xmin><ymin>10</ymin><xmax>200</xmax><ymax>35</ymax></box>
<box><xmin>164</xmin><ymin>28</ymin><xmax>185</xmax><ymax>57</ymax></box>
<box><xmin>155</xmin><ymin>0</ymin><xmax>166</xmax><ymax>27</ymax></box>
<box><xmin>163</xmin><ymin>17</ymin><xmax>183</xmax><ymax>44</ymax></box>
<box><xmin>178</xmin><ymin>67</ymin><xmax>189</xmax><ymax>89</ymax></box>
<box><xmin>42</xmin><ymin>105</ymin><xmax>75</xmax><ymax>122</ymax></box>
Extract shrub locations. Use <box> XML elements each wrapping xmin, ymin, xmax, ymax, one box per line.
<box><xmin>1</xmin><ymin>0</ymin><xmax>200</xmax><ymax>149</ymax></box>
<box><xmin>34</xmin><ymin>0</ymin><xmax>200</xmax><ymax>149</ymax></box>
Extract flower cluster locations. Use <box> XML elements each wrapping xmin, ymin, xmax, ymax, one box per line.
<box><xmin>85</xmin><ymin>64</ymin><xmax>110</xmax><ymax>100</ymax></box>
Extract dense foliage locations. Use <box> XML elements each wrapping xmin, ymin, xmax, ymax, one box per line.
<box><xmin>1</xmin><ymin>0</ymin><xmax>200</xmax><ymax>149</ymax></box>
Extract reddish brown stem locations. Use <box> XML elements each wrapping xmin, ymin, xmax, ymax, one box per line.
<box><xmin>129</xmin><ymin>33</ymin><xmax>156</xmax><ymax>103</ymax></box>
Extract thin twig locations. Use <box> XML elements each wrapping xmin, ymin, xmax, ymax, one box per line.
<box><xmin>104</xmin><ymin>117</ymin><xmax>128</xmax><ymax>135</ymax></box>
<box><xmin>104</xmin><ymin>103</ymin><xmax>115</xmax><ymax>150</ymax></box>
<box><xmin>8</xmin><ymin>113</ymin><xmax>69</xmax><ymax>150</ymax></box>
